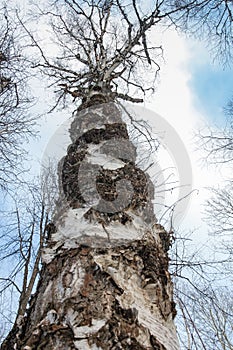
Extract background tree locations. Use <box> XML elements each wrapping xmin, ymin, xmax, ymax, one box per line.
<box><xmin>199</xmin><ymin>102</ymin><xmax>233</xmax><ymax>165</ymax></box>
<box><xmin>0</xmin><ymin>5</ymin><xmax>41</xmax><ymax>338</ymax></box>
<box><xmin>173</xmin><ymin>2</ymin><xmax>233</xmax><ymax>347</ymax></box>
<box><xmin>0</xmin><ymin>162</ymin><xmax>58</xmax><ymax>340</ymax></box>
<box><xmin>167</xmin><ymin>218</ymin><xmax>232</xmax><ymax>349</ymax></box>
<box><xmin>171</xmin><ymin>76</ymin><xmax>233</xmax><ymax>348</ymax></box>
<box><xmin>176</xmin><ymin>285</ymin><xmax>233</xmax><ymax>350</ymax></box>
<box><xmin>170</xmin><ymin>0</ymin><xmax>233</xmax><ymax>66</ymax></box>
<box><xmin>0</xmin><ymin>4</ymin><xmax>37</xmax><ymax>190</ymax></box>
<box><xmin>199</xmin><ymin>96</ymin><xmax>233</xmax><ymax>244</ymax></box>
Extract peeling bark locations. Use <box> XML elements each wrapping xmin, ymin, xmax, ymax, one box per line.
<box><xmin>1</xmin><ymin>96</ymin><xmax>180</xmax><ymax>350</ymax></box>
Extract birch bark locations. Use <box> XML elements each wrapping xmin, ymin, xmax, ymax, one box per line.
<box><xmin>2</xmin><ymin>96</ymin><xmax>179</xmax><ymax>350</ymax></box>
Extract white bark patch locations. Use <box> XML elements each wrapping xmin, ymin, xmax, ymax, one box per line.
<box><xmin>67</xmin><ymin>312</ymin><xmax>106</xmax><ymax>350</ymax></box>
<box><xmin>86</xmin><ymin>143</ymin><xmax>126</xmax><ymax>170</ymax></box>
<box><xmin>93</xmin><ymin>254</ymin><xmax>180</xmax><ymax>350</ymax></box>
<box><xmin>43</xmin><ymin>310</ymin><xmax>57</xmax><ymax>324</ymax></box>
<box><xmin>90</xmin><ymin>345</ymin><xmax>103</xmax><ymax>350</ymax></box>
<box><xmin>69</xmin><ymin>317</ymin><xmax>106</xmax><ymax>338</ymax></box>
<box><xmin>42</xmin><ymin>208</ymin><xmax>155</xmax><ymax>264</ymax></box>
<box><xmin>74</xmin><ymin>339</ymin><xmax>103</xmax><ymax>350</ymax></box>
<box><xmin>58</xmin><ymin>263</ymin><xmax>86</xmax><ymax>300</ymax></box>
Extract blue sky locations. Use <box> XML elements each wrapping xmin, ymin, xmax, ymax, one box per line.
<box><xmin>188</xmin><ymin>54</ymin><xmax>233</xmax><ymax>126</ymax></box>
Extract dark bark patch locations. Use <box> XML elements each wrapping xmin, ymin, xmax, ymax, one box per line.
<box><xmin>150</xmin><ymin>334</ymin><xmax>167</xmax><ymax>350</ymax></box>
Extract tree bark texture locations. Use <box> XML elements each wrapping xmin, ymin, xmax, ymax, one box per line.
<box><xmin>2</xmin><ymin>96</ymin><xmax>180</xmax><ymax>350</ymax></box>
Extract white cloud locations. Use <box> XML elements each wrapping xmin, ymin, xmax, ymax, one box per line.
<box><xmin>144</xmin><ymin>29</ymin><xmax>224</xmax><ymax>238</ymax></box>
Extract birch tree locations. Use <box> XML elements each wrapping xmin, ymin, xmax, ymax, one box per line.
<box><xmin>1</xmin><ymin>0</ymin><xmax>233</xmax><ymax>349</ymax></box>
<box><xmin>2</xmin><ymin>1</ymin><xmax>182</xmax><ymax>349</ymax></box>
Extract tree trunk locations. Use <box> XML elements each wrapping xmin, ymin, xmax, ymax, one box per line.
<box><xmin>2</xmin><ymin>95</ymin><xmax>180</xmax><ymax>350</ymax></box>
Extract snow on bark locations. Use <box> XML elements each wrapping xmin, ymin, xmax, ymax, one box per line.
<box><xmin>1</xmin><ymin>98</ymin><xmax>180</xmax><ymax>350</ymax></box>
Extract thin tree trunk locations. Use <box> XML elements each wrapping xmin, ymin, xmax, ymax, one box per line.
<box><xmin>2</xmin><ymin>95</ymin><xmax>179</xmax><ymax>350</ymax></box>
